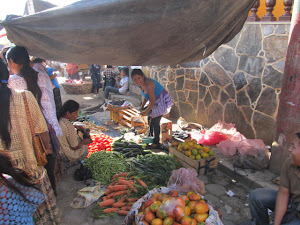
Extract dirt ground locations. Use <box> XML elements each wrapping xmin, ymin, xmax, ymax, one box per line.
<box><xmin>56</xmin><ymin>84</ymin><xmax>125</xmax><ymax>224</ymax></box>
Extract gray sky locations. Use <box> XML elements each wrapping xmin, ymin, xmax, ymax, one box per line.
<box><xmin>0</xmin><ymin>0</ymin><xmax>78</xmax><ymax>20</ymax></box>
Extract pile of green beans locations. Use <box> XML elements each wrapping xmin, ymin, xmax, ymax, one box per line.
<box><xmin>85</xmin><ymin>151</ymin><xmax>129</xmax><ymax>184</ymax></box>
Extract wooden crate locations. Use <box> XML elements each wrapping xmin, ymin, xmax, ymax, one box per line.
<box><xmin>169</xmin><ymin>146</ymin><xmax>219</xmax><ymax>175</ymax></box>
<box><xmin>110</xmin><ymin>108</ymin><xmax>147</xmax><ymax>128</ymax></box>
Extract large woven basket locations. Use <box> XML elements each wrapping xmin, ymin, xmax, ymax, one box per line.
<box><xmin>61</xmin><ymin>82</ymin><xmax>92</xmax><ymax>94</ymax></box>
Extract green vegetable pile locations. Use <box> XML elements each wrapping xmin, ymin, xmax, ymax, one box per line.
<box><xmin>85</xmin><ymin>151</ymin><xmax>129</xmax><ymax>184</ymax></box>
<box><xmin>112</xmin><ymin>137</ymin><xmax>151</xmax><ymax>158</ymax></box>
<box><xmin>129</xmin><ymin>154</ymin><xmax>181</xmax><ymax>186</ymax></box>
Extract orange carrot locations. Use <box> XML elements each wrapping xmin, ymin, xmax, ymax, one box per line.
<box><xmin>99</xmin><ymin>199</ymin><xmax>115</xmax><ymax>207</ymax></box>
<box><xmin>119</xmin><ymin>198</ymin><xmax>125</xmax><ymax>202</ymax></box>
<box><xmin>136</xmin><ymin>179</ymin><xmax>148</xmax><ymax>188</ymax></box>
<box><xmin>119</xmin><ymin>180</ymin><xmax>134</xmax><ymax>189</ymax></box>
<box><xmin>132</xmin><ymin>188</ymin><xmax>138</xmax><ymax>193</ymax></box>
<box><xmin>126</xmin><ymin>202</ymin><xmax>135</xmax><ymax>206</ymax></box>
<box><xmin>103</xmin><ymin>208</ymin><xmax>119</xmax><ymax>213</ymax></box>
<box><xmin>109</xmin><ymin>185</ymin><xmax>128</xmax><ymax>192</ymax></box>
<box><xmin>118</xmin><ymin>172</ymin><xmax>128</xmax><ymax>177</ymax></box>
<box><xmin>121</xmin><ymin>206</ymin><xmax>132</xmax><ymax>211</ymax></box>
<box><xmin>105</xmin><ymin>189</ymin><xmax>112</xmax><ymax>195</ymax></box>
<box><xmin>112</xmin><ymin>202</ymin><xmax>126</xmax><ymax>208</ymax></box>
<box><xmin>112</xmin><ymin>190</ymin><xmax>128</xmax><ymax>197</ymax></box>
<box><xmin>106</xmin><ymin>193</ymin><xmax>114</xmax><ymax>198</ymax></box>
<box><xmin>118</xmin><ymin>177</ymin><xmax>126</xmax><ymax>181</ymax></box>
<box><xmin>127</xmin><ymin>197</ymin><xmax>138</xmax><ymax>202</ymax></box>
<box><xmin>118</xmin><ymin>210</ymin><xmax>129</xmax><ymax>216</ymax></box>
<box><xmin>102</xmin><ymin>196</ymin><xmax>108</xmax><ymax>201</ymax></box>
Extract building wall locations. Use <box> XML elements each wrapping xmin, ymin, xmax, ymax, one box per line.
<box><xmin>144</xmin><ymin>23</ymin><xmax>290</xmax><ymax>144</ymax></box>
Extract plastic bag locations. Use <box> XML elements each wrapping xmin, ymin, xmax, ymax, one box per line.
<box><xmin>190</xmin><ymin>130</ymin><xmax>229</xmax><ymax>145</ymax></box>
<box><xmin>122</xmin><ymin>187</ymin><xmax>223</xmax><ymax>225</ymax></box>
<box><xmin>168</xmin><ymin>168</ymin><xmax>205</xmax><ymax>195</ymax></box>
<box><xmin>70</xmin><ymin>183</ymin><xmax>105</xmax><ymax>208</ymax></box>
<box><xmin>217</xmin><ymin>139</ymin><xmax>267</xmax><ymax>157</ymax></box>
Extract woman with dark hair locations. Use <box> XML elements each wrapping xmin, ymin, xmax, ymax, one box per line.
<box><xmin>7</xmin><ymin>46</ymin><xmax>62</xmax><ymax>195</ymax></box>
<box><xmin>57</xmin><ymin>100</ymin><xmax>92</xmax><ymax>168</ymax></box>
<box><xmin>0</xmin><ymin>150</ymin><xmax>45</xmax><ymax>224</ymax></box>
<box><xmin>0</xmin><ymin>58</ymin><xmax>60</xmax><ymax>224</ymax></box>
<box><xmin>7</xmin><ymin>46</ymin><xmax>62</xmax><ymax>136</ymax></box>
<box><xmin>131</xmin><ymin>69</ymin><xmax>173</xmax><ymax>148</ymax></box>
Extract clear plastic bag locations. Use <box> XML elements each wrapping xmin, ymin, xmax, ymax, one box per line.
<box><xmin>168</xmin><ymin>168</ymin><xmax>205</xmax><ymax>195</ymax></box>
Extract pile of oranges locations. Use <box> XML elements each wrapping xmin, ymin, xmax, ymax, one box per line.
<box><xmin>138</xmin><ymin>190</ymin><xmax>209</xmax><ymax>225</ymax></box>
<box><xmin>172</xmin><ymin>139</ymin><xmax>214</xmax><ymax>160</ymax></box>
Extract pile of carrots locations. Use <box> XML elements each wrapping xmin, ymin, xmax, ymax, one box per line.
<box><xmin>99</xmin><ymin>172</ymin><xmax>148</xmax><ymax>216</ymax></box>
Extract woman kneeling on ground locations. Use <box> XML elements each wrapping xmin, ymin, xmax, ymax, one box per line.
<box><xmin>57</xmin><ymin>100</ymin><xmax>92</xmax><ymax>168</ymax></box>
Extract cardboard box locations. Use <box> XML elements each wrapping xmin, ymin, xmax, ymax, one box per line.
<box><xmin>169</xmin><ymin>146</ymin><xmax>218</xmax><ymax>175</ymax></box>
<box><xmin>160</xmin><ymin>118</ymin><xmax>172</xmax><ymax>143</ymax></box>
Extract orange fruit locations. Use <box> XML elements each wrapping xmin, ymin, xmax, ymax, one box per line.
<box><xmin>153</xmin><ymin>193</ymin><xmax>159</xmax><ymax>199</ymax></box>
<box><xmin>151</xmin><ymin>218</ymin><xmax>163</xmax><ymax>225</ymax></box>
<box><xmin>157</xmin><ymin>194</ymin><xmax>166</xmax><ymax>202</ymax></box>
<box><xmin>163</xmin><ymin>217</ymin><xmax>174</xmax><ymax>225</ymax></box>
<box><xmin>181</xmin><ymin>216</ymin><xmax>191</xmax><ymax>225</ymax></box>
<box><xmin>180</xmin><ymin>195</ymin><xmax>189</xmax><ymax>204</ymax></box>
<box><xmin>145</xmin><ymin>198</ymin><xmax>156</xmax><ymax>208</ymax></box>
<box><xmin>173</xmin><ymin>205</ymin><xmax>185</xmax><ymax>222</ymax></box>
<box><xmin>184</xmin><ymin>206</ymin><xmax>191</xmax><ymax>216</ymax></box>
<box><xmin>189</xmin><ymin>193</ymin><xmax>201</xmax><ymax>201</ymax></box>
<box><xmin>144</xmin><ymin>211</ymin><xmax>156</xmax><ymax>223</ymax></box>
<box><xmin>194</xmin><ymin>213</ymin><xmax>209</xmax><ymax>222</ymax></box>
<box><xmin>169</xmin><ymin>190</ymin><xmax>178</xmax><ymax>197</ymax></box>
<box><xmin>150</xmin><ymin>201</ymin><xmax>162</xmax><ymax>213</ymax></box>
<box><xmin>187</xmin><ymin>191</ymin><xmax>195</xmax><ymax>197</ymax></box>
<box><xmin>194</xmin><ymin>202</ymin><xmax>209</xmax><ymax>214</ymax></box>
<box><xmin>175</xmin><ymin>197</ymin><xmax>186</xmax><ymax>207</ymax></box>
<box><xmin>156</xmin><ymin>208</ymin><xmax>168</xmax><ymax>219</ymax></box>
<box><xmin>187</xmin><ymin>201</ymin><xmax>197</xmax><ymax>212</ymax></box>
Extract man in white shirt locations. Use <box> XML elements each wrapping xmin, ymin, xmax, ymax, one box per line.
<box><xmin>104</xmin><ymin>67</ymin><xmax>129</xmax><ymax>100</ymax></box>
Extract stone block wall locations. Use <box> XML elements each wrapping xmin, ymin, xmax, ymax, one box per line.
<box><xmin>144</xmin><ymin>23</ymin><xmax>290</xmax><ymax>144</ymax></box>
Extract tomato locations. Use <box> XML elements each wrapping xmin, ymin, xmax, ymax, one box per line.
<box><xmin>87</xmin><ymin>133</ymin><xmax>113</xmax><ymax>157</ymax></box>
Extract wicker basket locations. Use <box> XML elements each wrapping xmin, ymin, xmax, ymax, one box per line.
<box><xmin>61</xmin><ymin>82</ymin><xmax>92</xmax><ymax>94</ymax></box>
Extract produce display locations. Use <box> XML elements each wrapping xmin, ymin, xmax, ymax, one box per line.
<box><xmin>87</xmin><ymin>134</ymin><xmax>113</xmax><ymax>157</ymax></box>
<box><xmin>130</xmin><ymin>154</ymin><xmax>181</xmax><ymax>186</ymax></box>
<box><xmin>85</xmin><ymin>151</ymin><xmax>129</xmax><ymax>184</ymax></box>
<box><xmin>82</xmin><ymin>120</ymin><xmax>109</xmax><ymax>134</ymax></box>
<box><xmin>112</xmin><ymin>137</ymin><xmax>152</xmax><ymax>158</ymax></box>
<box><xmin>93</xmin><ymin>172</ymin><xmax>150</xmax><ymax>218</ymax></box>
<box><xmin>172</xmin><ymin>139</ymin><xmax>214</xmax><ymax>160</ymax></box>
<box><xmin>138</xmin><ymin>191</ymin><xmax>209</xmax><ymax>225</ymax></box>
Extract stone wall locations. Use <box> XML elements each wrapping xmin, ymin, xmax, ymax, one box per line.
<box><xmin>143</xmin><ymin>23</ymin><xmax>290</xmax><ymax>144</ymax></box>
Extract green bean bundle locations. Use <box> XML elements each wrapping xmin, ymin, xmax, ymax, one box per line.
<box><xmin>85</xmin><ymin>151</ymin><xmax>129</xmax><ymax>184</ymax></box>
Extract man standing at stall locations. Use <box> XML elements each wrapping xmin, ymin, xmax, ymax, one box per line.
<box><xmin>102</xmin><ymin>65</ymin><xmax>116</xmax><ymax>91</ymax></box>
<box><xmin>246</xmin><ymin>132</ymin><xmax>300</xmax><ymax>225</ymax></box>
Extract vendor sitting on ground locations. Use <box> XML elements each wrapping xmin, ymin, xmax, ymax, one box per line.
<box><xmin>246</xmin><ymin>132</ymin><xmax>300</xmax><ymax>225</ymax></box>
<box><xmin>57</xmin><ymin>100</ymin><xmax>92</xmax><ymax>168</ymax></box>
<box><xmin>104</xmin><ymin>67</ymin><xmax>129</xmax><ymax>100</ymax></box>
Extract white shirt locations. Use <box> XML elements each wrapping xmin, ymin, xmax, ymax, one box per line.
<box><xmin>119</xmin><ymin>76</ymin><xmax>129</xmax><ymax>94</ymax></box>
<box><xmin>8</xmin><ymin>73</ymin><xmax>63</xmax><ymax>136</ymax></box>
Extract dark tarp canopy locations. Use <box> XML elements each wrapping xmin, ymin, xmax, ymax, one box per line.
<box><xmin>2</xmin><ymin>0</ymin><xmax>256</xmax><ymax>65</ymax></box>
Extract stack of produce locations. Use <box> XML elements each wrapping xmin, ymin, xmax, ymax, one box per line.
<box><xmin>85</xmin><ymin>151</ymin><xmax>129</xmax><ymax>184</ymax></box>
<box><xmin>87</xmin><ymin>133</ymin><xmax>113</xmax><ymax>157</ymax></box>
<box><xmin>82</xmin><ymin>121</ymin><xmax>109</xmax><ymax>133</ymax></box>
<box><xmin>172</xmin><ymin>139</ymin><xmax>215</xmax><ymax>160</ymax></box>
<box><xmin>139</xmin><ymin>191</ymin><xmax>209</xmax><ymax>225</ymax></box>
<box><xmin>112</xmin><ymin>137</ymin><xmax>152</xmax><ymax>158</ymax></box>
<box><xmin>93</xmin><ymin>172</ymin><xmax>149</xmax><ymax>218</ymax></box>
<box><xmin>130</xmin><ymin>154</ymin><xmax>181</xmax><ymax>186</ymax></box>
